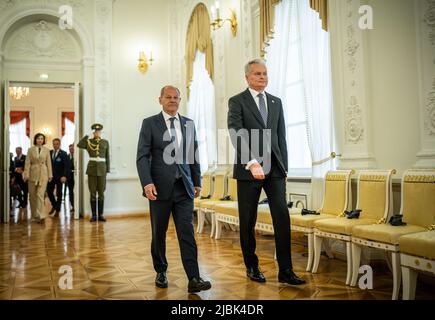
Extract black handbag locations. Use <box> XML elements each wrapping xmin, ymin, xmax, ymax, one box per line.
<box><xmin>301</xmin><ymin>209</ymin><xmax>320</xmax><ymax>216</ymax></box>
<box><xmin>389</xmin><ymin>215</ymin><xmax>407</xmax><ymax>226</ymax></box>
<box><xmin>344</xmin><ymin>209</ymin><xmax>362</xmax><ymax>219</ymax></box>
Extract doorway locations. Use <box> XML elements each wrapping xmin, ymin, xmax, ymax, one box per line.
<box><xmin>1</xmin><ymin>81</ymin><xmax>82</xmax><ymax>223</ymax></box>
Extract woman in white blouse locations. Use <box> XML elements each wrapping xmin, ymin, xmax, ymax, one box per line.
<box><xmin>24</xmin><ymin>133</ymin><xmax>53</xmax><ymax>223</ymax></box>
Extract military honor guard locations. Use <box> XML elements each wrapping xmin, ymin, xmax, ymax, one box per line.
<box><xmin>77</xmin><ymin>123</ymin><xmax>110</xmax><ymax>222</ymax></box>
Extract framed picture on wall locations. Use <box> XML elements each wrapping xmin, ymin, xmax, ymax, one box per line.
<box><xmin>289</xmin><ymin>193</ymin><xmax>308</xmax><ymax>209</ymax></box>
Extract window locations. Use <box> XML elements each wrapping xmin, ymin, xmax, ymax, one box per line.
<box><xmin>187</xmin><ymin>51</ymin><xmax>217</xmax><ymax>174</ymax></box>
<box><xmin>61</xmin><ymin>117</ymin><xmax>75</xmax><ymax>150</ymax></box>
<box><xmin>266</xmin><ymin>0</ymin><xmax>335</xmax><ymax>178</ymax></box>
<box><xmin>9</xmin><ymin>117</ymin><xmax>30</xmax><ymax>155</ymax></box>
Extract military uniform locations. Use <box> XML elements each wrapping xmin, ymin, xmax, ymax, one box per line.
<box><xmin>77</xmin><ymin>123</ymin><xmax>110</xmax><ymax>222</ymax></box>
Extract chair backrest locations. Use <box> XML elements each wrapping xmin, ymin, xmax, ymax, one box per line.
<box><xmin>356</xmin><ymin>170</ymin><xmax>395</xmax><ymax>221</ymax></box>
<box><xmin>200</xmin><ymin>171</ymin><xmax>213</xmax><ymax>198</ymax></box>
<box><xmin>319</xmin><ymin>170</ymin><xmax>354</xmax><ymax>216</ymax></box>
<box><xmin>210</xmin><ymin>171</ymin><xmax>228</xmax><ymax>200</ymax></box>
<box><xmin>400</xmin><ymin>169</ymin><xmax>435</xmax><ymax>229</ymax></box>
<box><xmin>227</xmin><ymin>177</ymin><xmax>238</xmax><ymax>201</ymax></box>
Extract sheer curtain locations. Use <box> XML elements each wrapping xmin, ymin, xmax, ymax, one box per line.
<box><xmin>9</xmin><ymin>119</ymin><xmax>30</xmax><ymax>155</ymax></box>
<box><xmin>267</xmin><ymin>0</ymin><xmax>335</xmax><ymax>210</ymax></box>
<box><xmin>187</xmin><ymin>50</ymin><xmax>217</xmax><ymax>174</ymax></box>
<box><xmin>61</xmin><ymin>118</ymin><xmax>75</xmax><ymax>151</ymax></box>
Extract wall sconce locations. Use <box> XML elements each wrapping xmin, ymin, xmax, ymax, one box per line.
<box><xmin>210</xmin><ymin>1</ymin><xmax>238</xmax><ymax>37</ymax></box>
<box><xmin>138</xmin><ymin>50</ymin><xmax>154</xmax><ymax>74</ymax></box>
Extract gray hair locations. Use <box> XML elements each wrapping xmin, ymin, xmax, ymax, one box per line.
<box><xmin>244</xmin><ymin>59</ymin><xmax>266</xmax><ymax>75</ymax></box>
<box><xmin>160</xmin><ymin>85</ymin><xmax>181</xmax><ymax>97</ymax></box>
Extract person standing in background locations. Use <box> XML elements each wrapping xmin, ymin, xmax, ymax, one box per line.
<box><xmin>13</xmin><ymin>147</ymin><xmax>28</xmax><ymax>209</ymax></box>
<box><xmin>77</xmin><ymin>124</ymin><xmax>110</xmax><ymax>222</ymax></box>
<box><xmin>24</xmin><ymin>133</ymin><xmax>53</xmax><ymax>224</ymax></box>
<box><xmin>67</xmin><ymin>144</ymin><xmax>75</xmax><ymax>214</ymax></box>
<box><xmin>47</xmin><ymin>138</ymin><xmax>69</xmax><ymax>218</ymax></box>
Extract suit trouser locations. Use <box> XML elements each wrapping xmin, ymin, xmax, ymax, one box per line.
<box><xmin>47</xmin><ymin>178</ymin><xmax>64</xmax><ymax>211</ymax></box>
<box><xmin>88</xmin><ymin>176</ymin><xmax>106</xmax><ymax>201</ymax></box>
<box><xmin>15</xmin><ymin>175</ymin><xmax>28</xmax><ymax>207</ymax></box>
<box><xmin>29</xmin><ymin>181</ymin><xmax>48</xmax><ymax>219</ymax></box>
<box><xmin>149</xmin><ymin>178</ymin><xmax>200</xmax><ymax>280</ymax></box>
<box><xmin>68</xmin><ymin>176</ymin><xmax>75</xmax><ymax>207</ymax></box>
<box><xmin>237</xmin><ymin>170</ymin><xmax>292</xmax><ymax>272</ymax></box>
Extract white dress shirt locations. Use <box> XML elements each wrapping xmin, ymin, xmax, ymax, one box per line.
<box><xmin>246</xmin><ymin>88</ymin><xmax>268</xmax><ymax>170</ymax></box>
<box><xmin>162</xmin><ymin>110</ymin><xmax>182</xmax><ymax>148</ymax></box>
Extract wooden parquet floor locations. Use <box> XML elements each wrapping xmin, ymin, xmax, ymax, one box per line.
<box><xmin>1</xmin><ymin>210</ymin><xmax>434</xmax><ymax>300</ymax></box>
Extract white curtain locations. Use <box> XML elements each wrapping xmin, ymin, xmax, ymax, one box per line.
<box><xmin>267</xmin><ymin>0</ymin><xmax>335</xmax><ymax>210</ymax></box>
<box><xmin>61</xmin><ymin>118</ymin><xmax>75</xmax><ymax>151</ymax></box>
<box><xmin>187</xmin><ymin>50</ymin><xmax>217</xmax><ymax>174</ymax></box>
<box><xmin>9</xmin><ymin>119</ymin><xmax>30</xmax><ymax>155</ymax></box>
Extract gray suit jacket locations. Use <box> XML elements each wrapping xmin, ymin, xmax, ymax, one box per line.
<box><xmin>227</xmin><ymin>88</ymin><xmax>288</xmax><ymax>180</ymax></box>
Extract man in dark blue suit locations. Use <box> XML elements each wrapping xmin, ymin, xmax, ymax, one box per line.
<box><xmin>136</xmin><ymin>85</ymin><xmax>211</xmax><ymax>293</ymax></box>
<box><xmin>47</xmin><ymin>138</ymin><xmax>69</xmax><ymax>217</ymax></box>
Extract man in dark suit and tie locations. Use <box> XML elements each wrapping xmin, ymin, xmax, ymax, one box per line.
<box><xmin>136</xmin><ymin>85</ymin><xmax>211</xmax><ymax>293</ymax></box>
<box><xmin>47</xmin><ymin>138</ymin><xmax>69</xmax><ymax>217</ymax></box>
<box><xmin>227</xmin><ymin>59</ymin><xmax>306</xmax><ymax>286</ymax></box>
<box><xmin>13</xmin><ymin>147</ymin><xmax>28</xmax><ymax>208</ymax></box>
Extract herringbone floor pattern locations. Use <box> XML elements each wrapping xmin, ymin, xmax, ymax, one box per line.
<box><xmin>1</xmin><ymin>209</ymin><xmax>434</xmax><ymax>300</ymax></box>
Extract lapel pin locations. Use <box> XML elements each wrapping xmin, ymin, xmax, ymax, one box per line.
<box><xmin>272</xmin><ymin>100</ymin><xmax>275</xmax><ymax>103</ymax></box>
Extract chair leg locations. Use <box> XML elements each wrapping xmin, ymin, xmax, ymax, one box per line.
<box><xmin>196</xmin><ymin>209</ymin><xmax>203</xmax><ymax>233</ymax></box>
<box><xmin>306</xmin><ymin>233</ymin><xmax>314</xmax><ymax>272</ymax></box>
<box><xmin>345</xmin><ymin>241</ymin><xmax>353</xmax><ymax>285</ymax></box>
<box><xmin>391</xmin><ymin>252</ymin><xmax>402</xmax><ymax>300</ymax></box>
<box><xmin>312</xmin><ymin>234</ymin><xmax>323</xmax><ymax>273</ymax></box>
<box><xmin>401</xmin><ymin>266</ymin><xmax>418</xmax><ymax>300</ymax></box>
<box><xmin>350</xmin><ymin>243</ymin><xmax>362</xmax><ymax>287</ymax></box>
<box><xmin>274</xmin><ymin>249</ymin><xmax>277</xmax><ymax>260</ymax></box>
<box><xmin>210</xmin><ymin>212</ymin><xmax>216</xmax><ymax>238</ymax></box>
<box><xmin>215</xmin><ymin>219</ymin><xmax>222</xmax><ymax>239</ymax></box>
<box><xmin>323</xmin><ymin>239</ymin><xmax>334</xmax><ymax>259</ymax></box>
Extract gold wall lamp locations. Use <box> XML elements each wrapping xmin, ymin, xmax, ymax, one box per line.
<box><xmin>138</xmin><ymin>50</ymin><xmax>154</xmax><ymax>74</ymax></box>
<box><xmin>210</xmin><ymin>1</ymin><xmax>238</xmax><ymax>37</ymax></box>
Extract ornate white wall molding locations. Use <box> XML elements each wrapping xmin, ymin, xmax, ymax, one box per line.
<box><xmin>415</xmin><ymin>0</ymin><xmax>435</xmax><ymax>168</ymax></box>
<box><xmin>4</xmin><ymin>20</ymin><xmax>81</xmax><ymax>61</ymax></box>
<box><xmin>330</xmin><ymin>0</ymin><xmax>375</xmax><ymax>169</ymax></box>
<box><xmin>93</xmin><ymin>0</ymin><xmax>113</xmax><ymax>148</ymax></box>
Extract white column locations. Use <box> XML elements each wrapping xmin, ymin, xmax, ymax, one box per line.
<box><xmin>414</xmin><ymin>0</ymin><xmax>435</xmax><ymax>168</ymax></box>
<box><xmin>94</xmin><ymin>0</ymin><xmax>114</xmax><ymax>168</ymax></box>
<box><xmin>329</xmin><ymin>0</ymin><xmax>376</xmax><ymax>169</ymax></box>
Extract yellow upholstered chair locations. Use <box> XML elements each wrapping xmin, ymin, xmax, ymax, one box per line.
<box><xmin>312</xmin><ymin>169</ymin><xmax>396</xmax><ymax>286</ymax></box>
<box><xmin>351</xmin><ymin>169</ymin><xmax>435</xmax><ymax>299</ymax></box>
<box><xmin>399</xmin><ymin>231</ymin><xmax>435</xmax><ymax>300</ymax></box>
<box><xmin>214</xmin><ymin>177</ymin><xmax>239</xmax><ymax>239</ymax></box>
<box><xmin>196</xmin><ymin>171</ymin><xmax>228</xmax><ymax>234</ymax></box>
<box><xmin>194</xmin><ymin>171</ymin><xmax>213</xmax><ymax>212</ymax></box>
<box><xmin>291</xmin><ymin>170</ymin><xmax>354</xmax><ymax>272</ymax></box>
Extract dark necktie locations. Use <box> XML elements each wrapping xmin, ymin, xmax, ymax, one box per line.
<box><xmin>169</xmin><ymin>117</ymin><xmax>181</xmax><ymax>179</ymax></box>
<box><xmin>258</xmin><ymin>93</ymin><xmax>268</xmax><ymax>126</ymax></box>
<box><xmin>38</xmin><ymin>147</ymin><xmax>41</xmax><ymax>154</ymax></box>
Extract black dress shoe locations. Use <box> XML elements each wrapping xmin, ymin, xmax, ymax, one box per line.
<box><xmin>90</xmin><ymin>216</ymin><xmax>97</xmax><ymax>223</ymax></box>
<box><xmin>278</xmin><ymin>269</ymin><xmax>306</xmax><ymax>285</ymax></box>
<box><xmin>98</xmin><ymin>215</ymin><xmax>106</xmax><ymax>222</ymax></box>
<box><xmin>188</xmin><ymin>277</ymin><xmax>211</xmax><ymax>293</ymax></box>
<box><xmin>246</xmin><ymin>267</ymin><xmax>266</xmax><ymax>283</ymax></box>
<box><xmin>155</xmin><ymin>272</ymin><xmax>168</xmax><ymax>288</ymax></box>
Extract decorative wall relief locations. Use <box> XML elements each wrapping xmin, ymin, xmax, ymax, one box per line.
<box><xmin>424</xmin><ymin>0</ymin><xmax>435</xmax><ymax>45</ymax></box>
<box><xmin>345</xmin><ymin>96</ymin><xmax>364</xmax><ymax>143</ymax></box>
<box><xmin>6</xmin><ymin>20</ymin><xmax>80</xmax><ymax>60</ymax></box>
<box><xmin>426</xmin><ymin>78</ymin><xmax>435</xmax><ymax>135</ymax></box>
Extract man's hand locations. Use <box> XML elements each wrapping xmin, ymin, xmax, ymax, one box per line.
<box><xmin>48</xmin><ymin>177</ymin><xmax>53</xmax><ymax>182</ymax></box>
<box><xmin>60</xmin><ymin>176</ymin><xmax>67</xmax><ymax>184</ymax></box>
<box><xmin>250</xmin><ymin>162</ymin><xmax>265</xmax><ymax>180</ymax></box>
<box><xmin>194</xmin><ymin>187</ymin><xmax>201</xmax><ymax>198</ymax></box>
<box><xmin>144</xmin><ymin>184</ymin><xmax>158</xmax><ymax>201</ymax></box>
<box><xmin>15</xmin><ymin>168</ymin><xmax>23</xmax><ymax>174</ymax></box>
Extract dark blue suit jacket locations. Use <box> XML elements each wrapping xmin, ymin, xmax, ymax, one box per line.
<box><xmin>136</xmin><ymin>112</ymin><xmax>201</xmax><ymax>200</ymax></box>
<box><xmin>50</xmin><ymin>149</ymin><xmax>69</xmax><ymax>180</ymax></box>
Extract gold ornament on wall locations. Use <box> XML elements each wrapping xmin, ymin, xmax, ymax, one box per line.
<box><xmin>137</xmin><ymin>50</ymin><xmax>154</xmax><ymax>74</ymax></box>
<box><xmin>210</xmin><ymin>1</ymin><xmax>238</xmax><ymax>37</ymax></box>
